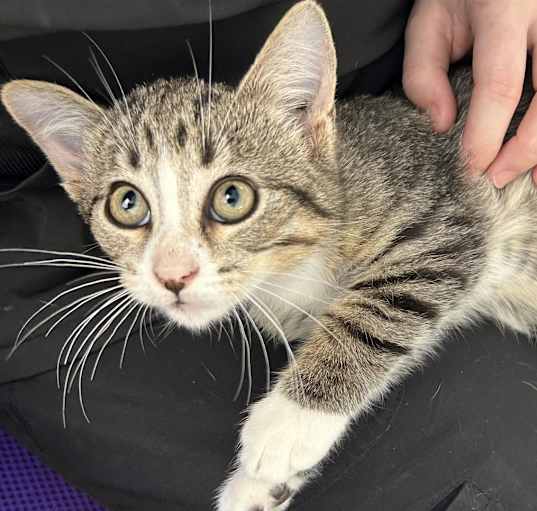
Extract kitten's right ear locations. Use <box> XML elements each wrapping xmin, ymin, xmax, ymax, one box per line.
<box><xmin>1</xmin><ymin>80</ymin><xmax>103</xmax><ymax>201</ymax></box>
<box><xmin>239</xmin><ymin>0</ymin><xmax>337</xmax><ymax>138</ymax></box>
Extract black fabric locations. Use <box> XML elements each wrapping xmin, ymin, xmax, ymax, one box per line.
<box><xmin>0</xmin><ymin>0</ymin><xmax>410</xmax><ymax>73</ymax></box>
<box><xmin>0</xmin><ymin>1</ymin><xmax>411</xmax><ymax>91</ymax></box>
<box><xmin>1</xmin><ymin>2</ymin><xmax>537</xmax><ymax>511</ymax></box>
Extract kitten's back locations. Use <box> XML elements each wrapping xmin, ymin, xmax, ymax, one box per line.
<box><xmin>337</xmin><ymin>67</ymin><xmax>537</xmax><ymax>337</ymax></box>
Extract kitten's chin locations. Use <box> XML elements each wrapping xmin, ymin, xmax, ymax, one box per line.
<box><xmin>162</xmin><ymin>301</ymin><xmax>230</xmax><ymax>332</ymax></box>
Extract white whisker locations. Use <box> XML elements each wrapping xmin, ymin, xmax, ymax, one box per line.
<box><xmin>57</xmin><ymin>290</ymin><xmax>128</xmax><ymax>389</ymax></box>
<box><xmin>88</xmin><ymin>298</ymin><xmax>139</xmax><ymax>380</ymax></box>
<box><xmin>232</xmin><ymin>309</ymin><xmax>252</xmax><ymax>403</ymax></box>
<box><xmin>259</xmin><ymin>279</ymin><xmax>333</xmax><ymax>305</ymax></box>
<box><xmin>186</xmin><ymin>39</ymin><xmax>207</xmax><ymax>153</ymax></box>
<box><xmin>67</xmin><ymin>270</ymin><xmax>118</xmax><ymax>286</ymax></box>
<box><xmin>207</xmin><ymin>0</ymin><xmax>214</xmax><ymax>142</ymax></box>
<box><xmin>74</xmin><ymin>296</ymin><xmax>135</xmax><ymax>395</ymax></box>
<box><xmin>237</xmin><ymin>300</ymin><xmax>271</xmax><ymax>393</ymax></box>
<box><xmin>0</xmin><ymin>260</ymin><xmax>118</xmax><ymax>271</ymax></box>
<box><xmin>82</xmin><ymin>32</ymin><xmax>137</xmax><ymax>144</ymax></box>
<box><xmin>231</xmin><ymin>315</ymin><xmax>245</xmax><ymax>400</ymax></box>
<box><xmin>9</xmin><ymin>276</ymin><xmax>121</xmax><ymax>357</ymax></box>
<box><xmin>120</xmin><ymin>303</ymin><xmax>144</xmax><ymax>369</ymax></box>
<box><xmin>239</xmin><ymin>269</ymin><xmax>344</xmax><ymax>292</ymax></box>
<box><xmin>73</xmin><ymin>296</ymin><xmax>134</xmax><ymax>424</ymax></box>
<box><xmin>61</xmin><ymin>290</ymin><xmax>130</xmax><ymax>426</ymax></box>
<box><xmin>250</xmin><ymin>283</ymin><xmax>361</xmax><ymax>370</ymax></box>
<box><xmin>0</xmin><ymin>247</ymin><xmax>122</xmax><ymax>267</ymax></box>
<box><xmin>240</xmin><ymin>287</ymin><xmax>305</xmax><ymax>402</ymax></box>
<box><xmin>45</xmin><ymin>285</ymin><xmax>123</xmax><ymax>339</ymax></box>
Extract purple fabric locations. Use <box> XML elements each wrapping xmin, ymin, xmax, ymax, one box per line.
<box><xmin>0</xmin><ymin>428</ymin><xmax>106</xmax><ymax>511</ymax></box>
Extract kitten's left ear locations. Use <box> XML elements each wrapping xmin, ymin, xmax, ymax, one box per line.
<box><xmin>239</xmin><ymin>0</ymin><xmax>337</xmax><ymax>137</ymax></box>
<box><xmin>1</xmin><ymin>80</ymin><xmax>103</xmax><ymax>202</ymax></box>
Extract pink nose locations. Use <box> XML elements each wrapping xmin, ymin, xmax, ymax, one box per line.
<box><xmin>154</xmin><ymin>267</ymin><xmax>199</xmax><ymax>295</ymax></box>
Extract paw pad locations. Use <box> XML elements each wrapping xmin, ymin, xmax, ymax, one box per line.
<box><xmin>270</xmin><ymin>484</ymin><xmax>292</xmax><ymax>505</ymax></box>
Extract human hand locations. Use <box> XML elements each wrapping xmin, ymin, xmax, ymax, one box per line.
<box><xmin>403</xmin><ymin>0</ymin><xmax>537</xmax><ymax>188</ymax></box>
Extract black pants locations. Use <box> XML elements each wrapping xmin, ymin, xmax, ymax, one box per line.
<box><xmin>1</xmin><ymin>8</ymin><xmax>537</xmax><ymax>510</ymax></box>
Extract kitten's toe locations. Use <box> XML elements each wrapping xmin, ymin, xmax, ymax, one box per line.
<box><xmin>269</xmin><ymin>484</ymin><xmax>292</xmax><ymax>506</ymax></box>
<box><xmin>216</xmin><ymin>470</ymin><xmax>294</xmax><ymax>511</ymax></box>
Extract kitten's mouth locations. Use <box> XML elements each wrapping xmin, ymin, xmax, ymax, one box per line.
<box><xmin>169</xmin><ymin>297</ymin><xmax>206</xmax><ymax>314</ymax></box>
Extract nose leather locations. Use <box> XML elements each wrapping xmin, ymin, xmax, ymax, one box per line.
<box><xmin>154</xmin><ymin>267</ymin><xmax>200</xmax><ymax>295</ymax></box>
<box><xmin>153</xmin><ymin>244</ymin><xmax>200</xmax><ymax>295</ymax></box>
<box><xmin>162</xmin><ymin>279</ymin><xmax>185</xmax><ymax>295</ymax></box>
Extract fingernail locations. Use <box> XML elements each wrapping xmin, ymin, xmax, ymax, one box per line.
<box><xmin>490</xmin><ymin>172</ymin><xmax>508</xmax><ymax>189</ymax></box>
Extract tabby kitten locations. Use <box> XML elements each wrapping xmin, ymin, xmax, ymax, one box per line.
<box><xmin>2</xmin><ymin>1</ymin><xmax>537</xmax><ymax>510</ymax></box>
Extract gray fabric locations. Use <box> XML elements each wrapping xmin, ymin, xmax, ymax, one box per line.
<box><xmin>0</xmin><ymin>0</ymin><xmax>410</xmax><ymax>69</ymax></box>
<box><xmin>0</xmin><ymin>0</ymin><xmax>276</xmax><ymax>34</ymax></box>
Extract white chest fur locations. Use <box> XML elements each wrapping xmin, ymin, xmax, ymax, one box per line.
<box><xmin>246</xmin><ymin>252</ymin><xmax>339</xmax><ymax>342</ymax></box>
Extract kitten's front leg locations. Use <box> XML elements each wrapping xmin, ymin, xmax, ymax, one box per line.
<box><xmin>217</xmin><ymin>267</ymin><xmax>465</xmax><ymax>510</ymax></box>
<box><xmin>216</xmin><ymin>323</ymin><xmax>415</xmax><ymax>510</ymax></box>
<box><xmin>217</xmin><ymin>387</ymin><xmax>349</xmax><ymax>511</ymax></box>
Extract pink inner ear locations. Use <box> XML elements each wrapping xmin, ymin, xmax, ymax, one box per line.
<box><xmin>43</xmin><ymin>138</ymin><xmax>85</xmax><ymax>183</ymax></box>
<box><xmin>1</xmin><ymin>80</ymin><xmax>102</xmax><ymax>194</ymax></box>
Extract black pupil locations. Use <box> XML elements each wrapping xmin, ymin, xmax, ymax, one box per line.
<box><xmin>121</xmin><ymin>190</ymin><xmax>137</xmax><ymax>211</ymax></box>
<box><xmin>224</xmin><ymin>185</ymin><xmax>240</xmax><ymax>207</ymax></box>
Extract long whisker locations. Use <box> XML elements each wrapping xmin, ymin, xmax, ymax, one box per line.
<box><xmin>232</xmin><ymin>308</ymin><xmax>252</xmax><ymax>403</ymax></box>
<box><xmin>57</xmin><ymin>290</ymin><xmax>128</xmax><ymax>388</ymax></box>
<box><xmin>14</xmin><ymin>284</ymin><xmax>122</xmax><ymax>360</ymax></box>
<box><xmin>89</xmin><ymin>48</ymin><xmax>117</xmax><ymax>104</ymax></box>
<box><xmin>238</xmin><ymin>269</ymin><xmax>344</xmax><ymax>292</ymax></box>
<box><xmin>148</xmin><ymin>308</ymin><xmax>157</xmax><ymax>339</ymax></box>
<box><xmin>214</xmin><ymin>90</ymin><xmax>238</xmax><ymax>155</ymax></box>
<box><xmin>138</xmin><ymin>304</ymin><xmax>149</xmax><ymax>354</ymax></box>
<box><xmin>82</xmin><ymin>32</ymin><xmax>137</xmax><ymax>143</ymax></box>
<box><xmin>219</xmin><ymin>319</ymin><xmax>235</xmax><ymax>353</ymax></box>
<box><xmin>250</xmin><ymin>283</ymin><xmax>361</xmax><ymax>369</ymax></box>
<box><xmin>90</xmin><ymin>299</ymin><xmax>140</xmax><ymax>380</ymax></box>
<box><xmin>8</xmin><ymin>276</ymin><xmax>121</xmax><ymax>357</ymax></box>
<box><xmin>207</xmin><ymin>0</ymin><xmax>214</xmax><ymax>143</ymax></box>
<box><xmin>186</xmin><ymin>40</ymin><xmax>206</xmax><ymax>153</ymax></box>
<box><xmin>238</xmin><ymin>308</ymin><xmax>253</xmax><ymax>403</ymax></box>
<box><xmin>74</xmin><ymin>296</ymin><xmax>136</xmax><ymax>419</ymax></box>
<box><xmin>67</xmin><ymin>270</ymin><xmax>117</xmax><ymax>286</ymax></box>
<box><xmin>60</xmin><ymin>290</ymin><xmax>130</xmax><ymax>426</ymax></box>
<box><xmin>258</xmin><ymin>280</ymin><xmax>333</xmax><ymax>306</ymax></box>
<box><xmin>240</xmin><ymin>287</ymin><xmax>305</xmax><ymax>402</ymax></box>
<box><xmin>0</xmin><ymin>262</ymin><xmax>118</xmax><ymax>273</ymax></box>
<box><xmin>237</xmin><ymin>300</ymin><xmax>271</xmax><ymax>394</ymax></box>
<box><xmin>0</xmin><ymin>248</ymin><xmax>122</xmax><ymax>267</ymax></box>
<box><xmin>142</xmin><ymin>305</ymin><xmax>156</xmax><ymax>348</ymax></box>
<box><xmin>53</xmin><ymin>290</ymin><xmax>122</xmax><ymax>388</ymax></box>
<box><xmin>120</xmin><ymin>303</ymin><xmax>144</xmax><ymax>369</ymax></box>
<box><xmin>45</xmin><ymin>285</ymin><xmax>124</xmax><ymax>340</ymax></box>
<box><xmin>154</xmin><ymin>317</ymin><xmax>176</xmax><ymax>345</ymax></box>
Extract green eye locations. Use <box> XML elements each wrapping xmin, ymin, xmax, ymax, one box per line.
<box><xmin>209</xmin><ymin>177</ymin><xmax>257</xmax><ymax>224</ymax></box>
<box><xmin>106</xmin><ymin>183</ymin><xmax>150</xmax><ymax>228</ymax></box>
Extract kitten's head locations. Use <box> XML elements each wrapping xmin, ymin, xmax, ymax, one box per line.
<box><xmin>1</xmin><ymin>1</ymin><xmax>340</xmax><ymax>331</ymax></box>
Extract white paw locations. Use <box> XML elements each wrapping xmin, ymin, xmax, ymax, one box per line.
<box><xmin>217</xmin><ymin>469</ymin><xmax>296</xmax><ymax>511</ymax></box>
<box><xmin>216</xmin><ymin>390</ymin><xmax>349</xmax><ymax>511</ymax></box>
